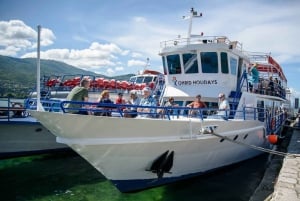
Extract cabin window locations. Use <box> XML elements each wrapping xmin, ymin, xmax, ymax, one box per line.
<box><xmin>201</xmin><ymin>52</ymin><xmax>218</xmax><ymax>73</ymax></box>
<box><xmin>143</xmin><ymin>76</ymin><xmax>154</xmax><ymax>84</ymax></box>
<box><xmin>162</xmin><ymin>56</ymin><xmax>167</xmax><ymax>75</ymax></box>
<box><xmin>167</xmin><ymin>54</ymin><xmax>181</xmax><ymax>74</ymax></box>
<box><xmin>183</xmin><ymin>53</ymin><xmax>198</xmax><ymax>74</ymax></box>
<box><xmin>229</xmin><ymin>57</ymin><xmax>237</xmax><ymax>75</ymax></box>
<box><xmin>129</xmin><ymin>77</ymin><xmax>137</xmax><ymax>83</ymax></box>
<box><xmin>221</xmin><ymin>52</ymin><xmax>229</xmax><ymax>74</ymax></box>
<box><xmin>135</xmin><ymin>76</ymin><xmax>144</xmax><ymax>84</ymax></box>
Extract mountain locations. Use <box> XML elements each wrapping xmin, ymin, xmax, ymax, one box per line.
<box><xmin>0</xmin><ymin>55</ymin><xmax>134</xmax><ymax>98</ymax></box>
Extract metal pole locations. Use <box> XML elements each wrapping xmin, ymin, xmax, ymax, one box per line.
<box><xmin>36</xmin><ymin>25</ymin><xmax>43</xmax><ymax>111</ymax></box>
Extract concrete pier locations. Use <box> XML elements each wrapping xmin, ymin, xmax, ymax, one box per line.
<box><xmin>250</xmin><ymin>118</ymin><xmax>300</xmax><ymax>201</ymax></box>
<box><xmin>270</xmin><ymin>126</ymin><xmax>300</xmax><ymax>201</ymax></box>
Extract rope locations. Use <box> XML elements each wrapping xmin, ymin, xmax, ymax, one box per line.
<box><xmin>211</xmin><ymin>132</ymin><xmax>299</xmax><ymax>158</ymax></box>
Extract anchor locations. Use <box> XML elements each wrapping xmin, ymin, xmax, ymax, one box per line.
<box><xmin>146</xmin><ymin>150</ymin><xmax>174</xmax><ymax>178</ymax></box>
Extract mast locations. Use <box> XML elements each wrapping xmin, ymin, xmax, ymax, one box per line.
<box><xmin>36</xmin><ymin>25</ymin><xmax>44</xmax><ymax>111</ymax></box>
<box><xmin>184</xmin><ymin>8</ymin><xmax>202</xmax><ymax>45</ymax></box>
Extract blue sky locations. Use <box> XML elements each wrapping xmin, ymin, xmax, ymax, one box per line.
<box><xmin>0</xmin><ymin>0</ymin><xmax>300</xmax><ymax>98</ymax></box>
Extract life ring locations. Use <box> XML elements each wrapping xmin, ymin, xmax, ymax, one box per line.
<box><xmin>174</xmin><ymin>41</ymin><xmax>178</xmax><ymax>46</ymax></box>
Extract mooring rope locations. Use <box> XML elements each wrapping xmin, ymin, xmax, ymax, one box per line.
<box><xmin>211</xmin><ymin>132</ymin><xmax>300</xmax><ymax>158</ymax></box>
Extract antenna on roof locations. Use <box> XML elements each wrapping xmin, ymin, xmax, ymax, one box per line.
<box><xmin>182</xmin><ymin>8</ymin><xmax>203</xmax><ymax>44</ymax></box>
<box><xmin>143</xmin><ymin>58</ymin><xmax>150</xmax><ymax>71</ymax></box>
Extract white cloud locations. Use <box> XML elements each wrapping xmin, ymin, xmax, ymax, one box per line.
<box><xmin>40</xmin><ymin>27</ymin><xmax>56</xmax><ymax>47</ymax></box>
<box><xmin>106</xmin><ymin>68</ymin><xmax>115</xmax><ymax>76</ymax></box>
<box><xmin>115</xmin><ymin>66</ymin><xmax>124</xmax><ymax>71</ymax></box>
<box><xmin>127</xmin><ymin>59</ymin><xmax>147</xmax><ymax>67</ymax></box>
<box><xmin>21</xmin><ymin>42</ymin><xmax>129</xmax><ymax>72</ymax></box>
<box><xmin>0</xmin><ymin>20</ymin><xmax>55</xmax><ymax>56</ymax></box>
<box><xmin>131</xmin><ymin>52</ymin><xmax>143</xmax><ymax>58</ymax></box>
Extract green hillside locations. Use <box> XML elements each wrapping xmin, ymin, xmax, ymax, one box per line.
<box><xmin>0</xmin><ymin>55</ymin><xmax>134</xmax><ymax>98</ymax></box>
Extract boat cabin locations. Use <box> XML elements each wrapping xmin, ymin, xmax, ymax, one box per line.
<box><xmin>160</xmin><ymin>36</ymin><xmax>249</xmax><ymax>103</ymax></box>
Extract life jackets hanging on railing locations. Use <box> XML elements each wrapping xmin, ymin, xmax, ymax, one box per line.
<box><xmin>46</xmin><ymin>79</ymin><xmax>59</xmax><ymax>87</ymax></box>
<box><xmin>120</xmin><ymin>81</ymin><xmax>129</xmax><ymax>90</ymax></box>
<box><xmin>63</xmin><ymin>79</ymin><xmax>72</xmax><ymax>87</ymax></box>
<box><xmin>116</xmin><ymin>80</ymin><xmax>121</xmax><ymax>89</ymax></box>
<box><xmin>127</xmin><ymin>83</ymin><xmax>134</xmax><ymax>91</ymax></box>
<box><xmin>71</xmin><ymin>77</ymin><xmax>81</xmax><ymax>87</ymax></box>
<box><xmin>141</xmin><ymin>83</ymin><xmax>146</xmax><ymax>90</ymax></box>
<box><xmin>110</xmin><ymin>79</ymin><xmax>116</xmax><ymax>89</ymax></box>
<box><xmin>95</xmin><ymin>77</ymin><xmax>104</xmax><ymax>89</ymax></box>
<box><xmin>103</xmin><ymin>79</ymin><xmax>110</xmax><ymax>89</ymax></box>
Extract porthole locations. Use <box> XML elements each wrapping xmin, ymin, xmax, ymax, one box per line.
<box><xmin>233</xmin><ymin>135</ymin><xmax>238</xmax><ymax>141</ymax></box>
<box><xmin>243</xmin><ymin>134</ymin><xmax>248</xmax><ymax>140</ymax></box>
<box><xmin>220</xmin><ymin>138</ymin><xmax>225</xmax><ymax>142</ymax></box>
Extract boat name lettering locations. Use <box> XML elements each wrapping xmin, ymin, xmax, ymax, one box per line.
<box><xmin>175</xmin><ymin>80</ymin><xmax>218</xmax><ymax>86</ymax></box>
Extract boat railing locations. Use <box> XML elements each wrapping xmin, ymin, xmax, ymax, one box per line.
<box><xmin>25</xmin><ymin>98</ymin><xmax>62</xmax><ymax>112</ymax></box>
<box><xmin>160</xmin><ymin>36</ymin><xmax>243</xmax><ymax>51</ymax></box>
<box><xmin>25</xmin><ymin>99</ymin><xmax>287</xmax><ymax>132</ymax></box>
<box><xmin>46</xmin><ymin>100</ymin><xmax>276</xmax><ymax>122</ymax></box>
<box><xmin>0</xmin><ymin>97</ymin><xmax>30</xmax><ymax>120</ymax></box>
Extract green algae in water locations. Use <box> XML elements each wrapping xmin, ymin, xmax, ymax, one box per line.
<box><xmin>0</xmin><ymin>152</ymin><xmax>268</xmax><ymax>201</ymax></box>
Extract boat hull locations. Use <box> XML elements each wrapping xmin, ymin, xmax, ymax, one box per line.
<box><xmin>30</xmin><ymin>111</ymin><xmax>267</xmax><ymax>192</ymax></box>
<box><xmin>0</xmin><ymin>118</ymin><xmax>69</xmax><ymax>158</ymax></box>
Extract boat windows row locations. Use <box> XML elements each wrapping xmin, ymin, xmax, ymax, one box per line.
<box><xmin>162</xmin><ymin>52</ymin><xmax>240</xmax><ymax>75</ymax></box>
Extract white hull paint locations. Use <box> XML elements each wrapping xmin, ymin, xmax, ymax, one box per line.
<box><xmin>31</xmin><ymin>111</ymin><xmax>267</xmax><ymax>191</ymax></box>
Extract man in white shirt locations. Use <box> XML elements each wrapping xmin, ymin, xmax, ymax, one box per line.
<box><xmin>218</xmin><ymin>93</ymin><xmax>230</xmax><ymax>119</ymax></box>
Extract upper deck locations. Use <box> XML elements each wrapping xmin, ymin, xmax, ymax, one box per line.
<box><xmin>160</xmin><ymin>35</ymin><xmax>243</xmax><ymax>53</ymax></box>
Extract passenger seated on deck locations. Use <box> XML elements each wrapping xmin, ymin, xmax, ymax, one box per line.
<box><xmin>94</xmin><ymin>90</ymin><xmax>114</xmax><ymax>116</ymax></box>
<box><xmin>115</xmin><ymin>92</ymin><xmax>126</xmax><ymax>110</ymax></box>
<box><xmin>158</xmin><ymin>97</ymin><xmax>179</xmax><ymax>118</ymax></box>
<box><xmin>123</xmin><ymin>90</ymin><xmax>140</xmax><ymax>118</ymax></box>
<box><xmin>137</xmin><ymin>87</ymin><xmax>157</xmax><ymax>118</ymax></box>
<box><xmin>187</xmin><ymin>94</ymin><xmax>207</xmax><ymax>117</ymax></box>
<box><xmin>65</xmin><ymin>79</ymin><xmax>90</xmax><ymax>115</ymax></box>
<box><xmin>217</xmin><ymin>93</ymin><xmax>230</xmax><ymax>119</ymax></box>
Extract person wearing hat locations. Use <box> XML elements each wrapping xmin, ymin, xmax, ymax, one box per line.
<box><xmin>217</xmin><ymin>93</ymin><xmax>230</xmax><ymax>119</ymax></box>
<box><xmin>137</xmin><ymin>87</ymin><xmax>157</xmax><ymax>117</ymax></box>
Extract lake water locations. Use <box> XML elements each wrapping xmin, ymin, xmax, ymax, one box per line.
<box><xmin>0</xmin><ymin>151</ymin><xmax>269</xmax><ymax>201</ymax></box>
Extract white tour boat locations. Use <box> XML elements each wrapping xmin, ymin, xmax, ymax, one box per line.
<box><xmin>29</xmin><ymin>8</ymin><xmax>290</xmax><ymax>192</ymax></box>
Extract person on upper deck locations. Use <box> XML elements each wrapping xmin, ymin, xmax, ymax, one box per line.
<box><xmin>65</xmin><ymin>78</ymin><xmax>90</xmax><ymax>115</ymax></box>
<box><xmin>268</xmin><ymin>76</ymin><xmax>274</xmax><ymax>95</ymax></box>
<box><xmin>187</xmin><ymin>94</ymin><xmax>207</xmax><ymax>117</ymax></box>
<box><xmin>137</xmin><ymin>87</ymin><xmax>157</xmax><ymax>117</ymax></box>
<box><xmin>249</xmin><ymin>63</ymin><xmax>259</xmax><ymax>93</ymax></box>
<box><xmin>217</xmin><ymin>93</ymin><xmax>230</xmax><ymax>119</ymax></box>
